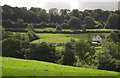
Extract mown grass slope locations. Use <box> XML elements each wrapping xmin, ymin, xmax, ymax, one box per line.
<box><xmin>1</xmin><ymin>57</ymin><xmax>118</xmax><ymax>76</ymax></box>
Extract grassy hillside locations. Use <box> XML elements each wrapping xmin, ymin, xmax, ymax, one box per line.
<box><xmin>1</xmin><ymin>57</ymin><xmax>118</xmax><ymax>76</ymax></box>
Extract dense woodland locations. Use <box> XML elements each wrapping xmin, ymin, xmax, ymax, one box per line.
<box><xmin>1</xmin><ymin>5</ymin><xmax>120</xmax><ymax>72</ymax></box>
<box><xmin>2</xmin><ymin>5</ymin><xmax>120</xmax><ymax>29</ymax></box>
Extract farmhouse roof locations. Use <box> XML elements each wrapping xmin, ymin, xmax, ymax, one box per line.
<box><xmin>94</xmin><ymin>35</ymin><xmax>105</xmax><ymax>39</ymax></box>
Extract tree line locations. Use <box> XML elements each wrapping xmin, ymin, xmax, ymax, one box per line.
<box><xmin>2</xmin><ymin>5</ymin><xmax>120</xmax><ymax>29</ymax></box>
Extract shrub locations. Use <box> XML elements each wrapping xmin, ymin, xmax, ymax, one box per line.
<box><xmin>96</xmin><ymin>23</ymin><xmax>104</xmax><ymax>29</ymax></box>
<box><xmin>27</xmin><ymin>42</ymin><xmax>56</xmax><ymax>62</ymax></box>
<box><xmin>47</xmin><ymin>23</ymin><xmax>56</xmax><ymax>28</ymax></box>
<box><xmin>74</xmin><ymin>40</ymin><xmax>95</xmax><ymax>60</ymax></box>
<box><xmin>17</xmin><ymin>18</ymin><xmax>24</xmax><ymax>24</ymax></box>
<box><xmin>55</xmin><ymin>25</ymin><xmax>63</xmax><ymax>31</ymax></box>
<box><xmin>12</xmin><ymin>23</ymin><xmax>27</xmax><ymax>28</ymax></box>
<box><xmin>2</xmin><ymin>19</ymin><xmax>13</xmax><ymax>28</ymax></box>
<box><xmin>40</xmin><ymin>22</ymin><xmax>47</xmax><ymax>28</ymax></box>
<box><xmin>60</xmin><ymin>42</ymin><xmax>76</xmax><ymax>65</ymax></box>
<box><xmin>60</xmin><ymin>23</ymin><xmax>69</xmax><ymax>29</ymax></box>
<box><xmin>27</xmin><ymin>24</ymin><xmax>39</xmax><ymax>41</ymax></box>
<box><xmin>102</xmin><ymin>41</ymin><xmax>119</xmax><ymax>60</ymax></box>
<box><xmin>68</xmin><ymin>16</ymin><xmax>82</xmax><ymax>29</ymax></box>
<box><xmin>2</xmin><ymin>38</ymin><xmax>21</xmax><ymax>57</ymax></box>
<box><xmin>108</xmin><ymin>31</ymin><xmax>119</xmax><ymax>42</ymax></box>
<box><xmin>84</xmin><ymin>16</ymin><xmax>95</xmax><ymax>29</ymax></box>
<box><xmin>106</xmin><ymin>14</ymin><xmax>120</xmax><ymax>29</ymax></box>
<box><xmin>82</xmin><ymin>25</ymin><xmax>86</xmax><ymax>33</ymax></box>
<box><xmin>95</xmin><ymin>48</ymin><xmax>118</xmax><ymax>71</ymax></box>
<box><xmin>2</xmin><ymin>31</ymin><xmax>13</xmax><ymax>40</ymax></box>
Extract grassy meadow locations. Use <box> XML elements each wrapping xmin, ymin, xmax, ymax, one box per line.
<box><xmin>1</xmin><ymin>57</ymin><xmax>119</xmax><ymax>76</ymax></box>
<box><xmin>31</xmin><ymin>33</ymin><xmax>109</xmax><ymax>52</ymax></box>
<box><xmin>32</xmin><ymin>33</ymin><xmax>110</xmax><ymax>43</ymax></box>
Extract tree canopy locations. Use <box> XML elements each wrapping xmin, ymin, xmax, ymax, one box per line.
<box><xmin>2</xmin><ymin>5</ymin><xmax>119</xmax><ymax>29</ymax></box>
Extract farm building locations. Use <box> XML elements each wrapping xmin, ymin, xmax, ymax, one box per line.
<box><xmin>91</xmin><ymin>35</ymin><xmax>105</xmax><ymax>45</ymax></box>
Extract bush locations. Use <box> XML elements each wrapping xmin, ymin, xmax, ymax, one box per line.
<box><xmin>106</xmin><ymin>14</ymin><xmax>120</xmax><ymax>29</ymax></box>
<box><xmin>27</xmin><ymin>24</ymin><xmax>39</xmax><ymax>41</ymax></box>
<box><xmin>95</xmin><ymin>48</ymin><xmax>118</xmax><ymax>71</ymax></box>
<box><xmin>39</xmin><ymin>22</ymin><xmax>47</xmax><ymax>28</ymax></box>
<box><xmin>60</xmin><ymin>23</ymin><xmax>69</xmax><ymax>29</ymax></box>
<box><xmin>47</xmin><ymin>23</ymin><xmax>57</xmax><ymax>28</ymax></box>
<box><xmin>27</xmin><ymin>31</ymin><xmax>39</xmax><ymax>41</ymax></box>
<box><xmin>2</xmin><ymin>20</ymin><xmax>27</xmax><ymax>28</ymax></box>
<box><xmin>2</xmin><ymin>32</ymin><xmax>30</xmax><ymax>58</ymax></box>
<box><xmin>74</xmin><ymin>40</ymin><xmax>95</xmax><ymax>60</ymax></box>
<box><xmin>17</xmin><ymin>18</ymin><xmax>24</xmax><ymax>24</ymax></box>
<box><xmin>60</xmin><ymin>42</ymin><xmax>76</xmax><ymax>65</ymax></box>
<box><xmin>96</xmin><ymin>23</ymin><xmax>104</xmax><ymax>29</ymax></box>
<box><xmin>55</xmin><ymin>25</ymin><xmax>63</xmax><ymax>31</ymax></box>
<box><xmin>82</xmin><ymin>25</ymin><xmax>86</xmax><ymax>33</ymax></box>
<box><xmin>2</xmin><ymin>31</ymin><xmax>13</xmax><ymax>40</ymax></box>
<box><xmin>2</xmin><ymin>38</ymin><xmax>22</xmax><ymax>58</ymax></box>
<box><xmin>2</xmin><ymin>19</ymin><xmax>13</xmax><ymax>28</ymax></box>
<box><xmin>27</xmin><ymin>42</ymin><xmax>56</xmax><ymax>62</ymax></box>
<box><xmin>102</xmin><ymin>41</ymin><xmax>119</xmax><ymax>60</ymax></box>
<box><xmin>84</xmin><ymin>16</ymin><xmax>95</xmax><ymax>29</ymax></box>
<box><xmin>108</xmin><ymin>31</ymin><xmax>119</xmax><ymax>42</ymax></box>
<box><xmin>12</xmin><ymin>23</ymin><xmax>27</xmax><ymax>28</ymax></box>
<box><xmin>116</xmin><ymin>60</ymin><xmax>120</xmax><ymax>72</ymax></box>
<box><xmin>68</xmin><ymin>16</ymin><xmax>82</xmax><ymax>29</ymax></box>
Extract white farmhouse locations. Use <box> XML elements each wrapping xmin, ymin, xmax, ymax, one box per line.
<box><xmin>91</xmin><ymin>35</ymin><xmax>105</xmax><ymax>45</ymax></box>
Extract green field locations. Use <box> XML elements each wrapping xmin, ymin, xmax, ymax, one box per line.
<box><xmin>1</xmin><ymin>57</ymin><xmax>119</xmax><ymax>76</ymax></box>
<box><xmin>32</xmin><ymin>33</ymin><xmax>110</xmax><ymax>43</ymax></box>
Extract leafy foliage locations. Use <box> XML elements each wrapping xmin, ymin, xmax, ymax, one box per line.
<box><xmin>68</xmin><ymin>16</ymin><xmax>82</xmax><ymax>29</ymax></box>
<box><xmin>2</xmin><ymin>38</ymin><xmax>21</xmax><ymax>57</ymax></box>
<box><xmin>95</xmin><ymin>48</ymin><xmax>118</xmax><ymax>71</ymax></box>
<box><xmin>27</xmin><ymin>24</ymin><xmax>39</xmax><ymax>41</ymax></box>
<box><xmin>27</xmin><ymin>42</ymin><xmax>56</xmax><ymax>62</ymax></box>
<box><xmin>2</xmin><ymin>5</ymin><xmax>119</xmax><ymax>29</ymax></box>
<box><xmin>60</xmin><ymin>42</ymin><xmax>76</xmax><ymax>65</ymax></box>
<box><xmin>84</xmin><ymin>16</ymin><xmax>95</xmax><ymax>29</ymax></box>
<box><xmin>106</xmin><ymin>14</ymin><xmax>120</xmax><ymax>29</ymax></box>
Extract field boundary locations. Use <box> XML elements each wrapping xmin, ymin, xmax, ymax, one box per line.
<box><xmin>5</xmin><ymin>28</ymin><xmax>119</xmax><ymax>34</ymax></box>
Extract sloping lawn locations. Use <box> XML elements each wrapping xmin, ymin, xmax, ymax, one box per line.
<box><xmin>1</xmin><ymin>57</ymin><xmax>118</xmax><ymax>76</ymax></box>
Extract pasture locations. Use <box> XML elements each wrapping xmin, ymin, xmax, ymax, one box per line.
<box><xmin>1</xmin><ymin>57</ymin><xmax>119</xmax><ymax>76</ymax></box>
<box><xmin>32</xmin><ymin>33</ymin><xmax>110</xmax><ymax>43</ymax></box>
